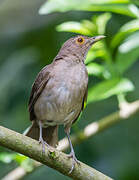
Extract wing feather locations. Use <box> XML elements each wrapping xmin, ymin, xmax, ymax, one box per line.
<box><xmin>28</xmin><ymin>66</ymin><xmax>50</xmax><ymax>121</ymax></box>
<box><xmin>72</xmin><ymin>85</ymin><xmax>88</xmax><ymax>125</ymax></box>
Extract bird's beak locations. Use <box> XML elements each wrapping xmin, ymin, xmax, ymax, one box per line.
<box><xmin>90</xmin><ymin>35</ymin><xmax>106</xmax><ymax>44</ymax></box>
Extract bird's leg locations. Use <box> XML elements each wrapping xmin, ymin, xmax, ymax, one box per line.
<box><xmin>65</xmin><ymin>128</ymin><xmax>80</xmax><ymax>173</ymax></box>
<box><xmin>39</xmin><ymin>121</ymin><xmax>50</xmax><ymax>153</ymax></box>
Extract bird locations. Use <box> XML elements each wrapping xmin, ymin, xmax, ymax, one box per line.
<box><xmin>25</xmin><ymin>35</ymin><xmax>105</xmax><ymax>173</ymax></box>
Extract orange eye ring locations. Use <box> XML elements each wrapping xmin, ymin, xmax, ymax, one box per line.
<box><xmin>76</xmin><ymin>37</ymin><xmax>85</xmax><ymax>45</ymax></box>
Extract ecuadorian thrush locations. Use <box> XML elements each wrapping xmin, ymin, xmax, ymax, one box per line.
<box><xmin>26</xmin><ymin>35</ymin><xmax>105</xmax><ymax>173</ymax></box>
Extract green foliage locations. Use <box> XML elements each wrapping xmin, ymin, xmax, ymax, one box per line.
<box><xmin>0</xmin><ymin>153</ymin><xmax>34</xmax><ymax>172</ymax></box>
<box><xmin>39</xmin><ymin>0</ymin><xmax>139</xmax><ymax>18</ymax></box>
<box><xmin>115</xmin><ymin>31</ymin><xmax>139</xmax><ymax>73</ymax></box>
<box><xmin>88</xmin><ymin>78</ymin><xmax>134</xmax><ymax>102</ymax></box>
<box><xmin>56</xmin><ymin>13</ymin><xmax>111</xmax><ymax>36</ymax></box>
<box><xmin>56</xmin><ymin>21</ymin><xmax>93</xmax><ymax>36</ymax></box>
<box><xmin>87</xmin><ymin>63</ymin><xmax>104</xmax><ymax>77</ymax></box>
<box><xmin>132</xmin><ymin>0</ymin><xmax>139</xmax><ymax>6</ymax></box>
<box><xmin>0</xmin><ymin>153</ymin><xmax>16</xmax><ymax>163</ymax></box>
<box><xmin>0</xmin><ymin>152</ymin><xmax>26</xmax><ymax>164</ymax></box>
<box><xmin>111</xmin><ymin>19</ymin><xmax>139</xmax><ymax>50</ymax></box>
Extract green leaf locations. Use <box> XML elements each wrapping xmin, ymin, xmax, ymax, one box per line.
<box><xmin>95</xmin><ymin>13</ymin><xmax>112</xmax><ymax>34</ymax></box>
<box><xmin>88</xmin><ymin>78</ymin><xmax>134</xmax><ymax>102</ymax></box>
<box><xmin>0</xmin><ymin>153</ymin><xmax>16</xmax><ymax>163</ymax></box>
<box><xmin>56</xmin><ymin>21</ymin><xmax>95</xmax><ymax>35</ymax></box>
<box><xmin>85</xmin><ymin>42</ymin><xmax>106</xmax><ymax>64</ymax></box>
<box><xmin>89</xmin><ymin>0</ymin><xmax>129</xmax><ymax>4</ymax></box>
<box><xmin>131</xmin><ymin>0</ymin><xmax>139</xmax><ymax>6</ymax></box>
<box><xmin>39</xmin><ymin>0</ymin><xmax>139</xmax><ymax>18</ymax></box>
<box><xmin>14</xmin><ymin>154</ymin><xmax>28</xmax><ymax>164</ymax></box>
<box><xmin>0</xmin><ymin>153</ymin><xmax>28</xmax><ymax>164</ymax></box>
<box><xmin>87</xmin><ymin>63</ymin><xmax>104</xmax><ymax>77</ymax></box>
<box><xmin>111</xmin><ymin>19</ymin><xmax>139</xmax><ymax>50</ymax></box>
<box><xmin>115</xmin><ymin>31</ymin><xmax>139</xmax><ymax>73</ymax></box>
<box><xmin>56</xmin><ymin>13</ymin><xmax>111</xmax><ymax>36</ymax></box>
<box><xmin>85</xmin><ymin>50</ymin><xmax>98</xmax><ymax>64</ymax></box>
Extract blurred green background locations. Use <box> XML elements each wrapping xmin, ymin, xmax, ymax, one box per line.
<box><xmin>0</xmin><ymin>0</ymin><xmax>139</xmax><ymax>179</ymax></box>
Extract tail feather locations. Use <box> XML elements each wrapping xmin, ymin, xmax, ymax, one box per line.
<box><xmin>24</xmin><ymin>121</ymin><xmax>59</xmax><ymax>147</ymax></box>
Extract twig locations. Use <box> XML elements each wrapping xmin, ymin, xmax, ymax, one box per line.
<box><xmin>2</xmin><ymin>100</ymin><xmax>139</xmax><ymax>180</ymax></box>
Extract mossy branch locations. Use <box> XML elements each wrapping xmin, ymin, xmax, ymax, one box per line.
<box><xmin>0</xmin><ymin>126</ymin><xmax>113</xmax><ymax>180</ymax></box>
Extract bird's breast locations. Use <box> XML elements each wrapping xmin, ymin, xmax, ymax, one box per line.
<box><xmin>34</xmin><ymin>63</ymin><xmax>88</xmax><ymax>127</ymax></box>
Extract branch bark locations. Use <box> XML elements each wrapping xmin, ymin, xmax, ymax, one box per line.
<box><xmin>2</xmin><ymin>99</ymin><xmax>139</xmax><ymax>180</ymax></box>
<box><xmin>0</xmin><ymin>126</ymin><xmax>113</xmax><ymax>180</ymax></box>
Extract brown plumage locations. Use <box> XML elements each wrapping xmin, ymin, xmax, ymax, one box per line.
<box><xmin>25</xmin><ymin>35</ymin><xmax>105</xmax><ymax>173</ymax></box>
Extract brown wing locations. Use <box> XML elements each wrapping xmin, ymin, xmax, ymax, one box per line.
<box><xmin>28</xmin><ymin>66</ymin><xmax>50</xmax><ymax>121</ymax></box>
<box><xmin>72</xmin><ymin>85</ymin><xmax>88</xmax><ymax>124</ymax></box>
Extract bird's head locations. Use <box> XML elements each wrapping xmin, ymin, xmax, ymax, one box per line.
<box><xmin>58</xmin><ymin>35</ymin><xmax>106</xmax><ymax>62</ymax></box>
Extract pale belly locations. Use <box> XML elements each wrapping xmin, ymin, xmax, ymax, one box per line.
<box><xmin>34</xmin><ymin>63</ymin><xmax>88</xmax><ymax>127</ymax></box>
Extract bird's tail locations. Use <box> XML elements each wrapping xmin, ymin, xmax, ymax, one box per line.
<box><xmin>24</xmin><ymin>121</ymin><xmax>59</xmax><ymax>147</ymax></box>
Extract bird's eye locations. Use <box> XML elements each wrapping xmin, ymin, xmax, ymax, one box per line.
<box><xmin>76</xmin><ymin>37</ymin><xmax>85</xmax><ymax>45</ymax></box>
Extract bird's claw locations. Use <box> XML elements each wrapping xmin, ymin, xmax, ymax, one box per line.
<box><xmin>39</xmin><ymin>137</ymin><xmax>50</xmax><ymax>154</ymax></box>
<box><xmin>67</xmin><ymin>151</ymin><xmax>80</xmax><ymax>174</ymax></box>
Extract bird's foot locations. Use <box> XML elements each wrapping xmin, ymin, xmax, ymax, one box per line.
<box><xmin>39</xmin><ymin>137</ymin><xmax>50</xmax><ymax>154</ymax></box>
<box><xmin>67</xmin><ymin>151</ymin><xmax>80</xmax><ymax>174</ymax></box>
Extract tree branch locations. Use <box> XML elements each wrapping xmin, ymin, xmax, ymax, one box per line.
<box><xmin>0</xmin><ymin>126</ymin><xmax>113</xmax><ymax>180</ymax></box>
<box><xmin>2</xmin><ymin>99</ymin><xmax>139</xmax><ymax>180</ymax></box>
